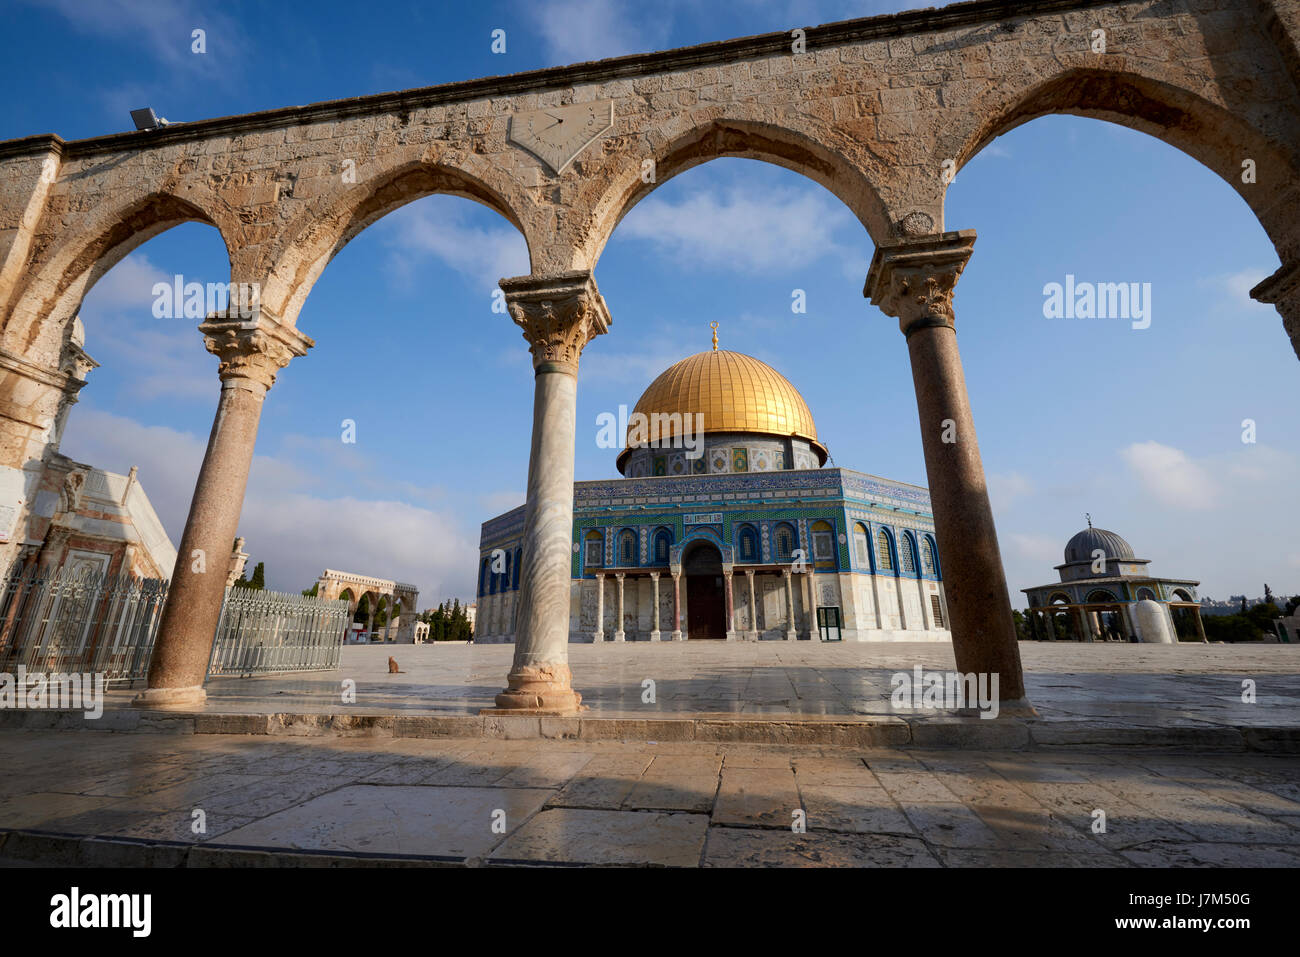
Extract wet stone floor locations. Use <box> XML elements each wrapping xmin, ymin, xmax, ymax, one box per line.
<box><xmin>1</xmin><ymin>730</ymin><xmax>1299</xmax><ymax>867</ymax></box>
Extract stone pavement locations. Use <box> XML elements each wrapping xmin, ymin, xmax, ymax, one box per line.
<box><xmin>25</xmin><ymin>642</ymin><xmax>1292</xmax><ymax>751</ymax></box>
<box><xmin>1</xmin><ymin>729</ymin><xmax>1299</xmax><ymax>867</ymax></box>
<box><xmin>108</xmin><ymin>641</ymin><xmax>1300</xmax><ymax>717</ymax></box>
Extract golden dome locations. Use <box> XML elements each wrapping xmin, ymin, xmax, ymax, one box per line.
<box><xmin>617</xmin><ymin>344</ymin><xmax>826</xmax><ymax>471</ymax></box>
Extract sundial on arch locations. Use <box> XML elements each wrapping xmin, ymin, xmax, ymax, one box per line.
<box><xmin>508</xmin><ymin>100</ymin><xmax>614</xmax><ymax>175</ymax></box>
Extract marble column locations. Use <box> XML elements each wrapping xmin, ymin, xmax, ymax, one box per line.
<box><xmin>671</xmin><ymin>569</ymin><xmax>683</xmax><ymax>641</ymax></box>
<box><xmin>745</xmin><ymin>570</ymin><xmax>758</xmax><ymax>641</ymax></box>
<box><xmin>593</xmin><ymin>573</ymin><xmax>605</xmax><ymax>643</ymax></box>
<box><xmin>1043</xmin><ymin>610</ymin><xmax>1057</xmax><ymax>641</ymax></box>
<box><xmin>807</xmin><ymin>571</ymin><xmax>820</xmax><ymax>640</ymax></box>
<box><xmin>649</xmin><ymin>572</ymin><xmax>661</xmax><ymax>641</ymax></box>
<box><xmin>490</xmin><ymin>271</ymin><xmax>610</xmax><ymax>713</ymax></box>
<box><xmin>783</xmin><ymin>568</ymin><xmax>797</xmax><ymax>641</ymax></box>
<box><xmin>723</xmin><ymin>569</ymin><xmax>736</xmax><ymax>641</ymax></box>
<box><xmin>137</xmin><ymin>314</ymin><xmax>312</xmax><ymax>707</ymax></box>
<box><xmin>865</xmin><ymin>231</ymin><xmax>1028</xmax><ymax>706</ymax></box>
<box><xmin>613</xmin><ymin>572</ymin><xmax>626</xmax><ymax>642</ymax></box>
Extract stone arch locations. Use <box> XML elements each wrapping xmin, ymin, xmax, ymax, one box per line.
<box><xmin>947</xmin><ymin>65</ymin><xmax>1300</xmax><ymax>260</ymax></box>
<box><xmin>3</xmin><ymin>190</ymin><xmax>235</xmax><ymax>361</ymax></box>
<box><xmin>577</xmin><ymin>114</ymin><xmax>893</xmax><ymax>271</ymax></box>
<box><xmin>260</xmin><ymin>159</ymin><xmax>532</xmax><ymax>328</ymax></box>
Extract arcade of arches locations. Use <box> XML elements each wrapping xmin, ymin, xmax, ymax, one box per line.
<box><xmin>314</xmin><ymin>569</ymin><xmax>419</xmax><ymax>644</ymax></box>
<box><xmin>0</xmin><ymin>0</ymin><xmax>1296</xmax><ymax>713</ymax></box>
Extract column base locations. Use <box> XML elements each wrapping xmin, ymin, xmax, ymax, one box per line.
<box><xmin>746</xmin><ymin>631</ymin><xmax>759</xmax><ymax>642</ymax></box>
<box><xmin>490</xmin><ymin>663</ymin><xmax>586</xmax><ymax>713</ymax></box>
<box><xmin>649</xmin><ymin>630</ymin><xmax>661</xmax><ymax>642</ymax></box>
<box><xmin>131</xmin><ymin>685</ymin><xmax>206</xmax><ymax>710</ymax></box>
<box><xmin>592</xmin><ymin>631</ymin><xmax>604</xmax><ymax>643</ymax></box>
<box><xmin>725</xmin><ymin>630</ymin><xmax>737</xmax><ymax>642</ymax></box>
<box><xmin>671</xmin><ymin>630</ymin><xmax>684</xmax><ymax>641</ymax></box>
<box><xmin>785</xmin><ymin>630</ymin><xmax>797</xmax><ymax>641</ymax></box>
<box><xmin>991</xmin><ymin>697</ymin><xmax>1039</xmax><ymax>718</ymax></box>
<box><xmin>613</xmin><ymin>631</ymin><xmax>625</xmax><ymax>643</ymax></box>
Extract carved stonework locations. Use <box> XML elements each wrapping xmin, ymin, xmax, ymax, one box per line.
<box><xmin>501</xmin><ymin>271</ymin><xmax>611</xmax><ymax>372</ymax></box>
<box><xmin>864</xmin><ymin>230</ymin><xmax>977</xmax><ymax>338</ymax></box>
<box><xmin>199</xmin><ymin>316</ymin><xmax>315</xmax><ymax>389</ymax></box>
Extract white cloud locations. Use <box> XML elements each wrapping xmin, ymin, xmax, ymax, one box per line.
<box><xmin>22</xmin><ymin>0</ymin><xmax>236</xmax><ymax>71</ymax></box>
<box><xmin>619</xmin><ymin>185</ymin><xmax>856</xmax><ymax>275</ymax></box>
<box><xmin>1006</xmin><ymin>533</ymin><xmax>1059</xmax><ymax>564</ymax></box>
<box><xmin>1197</xmin><ymin>267</ymin><xmax>1275</xmax><ymax>315</ymax></box>
<box><xmin>1120</xmin><ymin>440</ymin><xmax>1218</xmax><ymax>509</ymax></box>
<box><xmin>523</xmin><ymin>0</ymin><xmax>673</xmax><ymax>65</ymax></box>
<box><xmin>988</xmin><ymin>471</ymin><xmax>1033</xmax><ymax>510</ymax></box>
<box><xmin>380</xmin><ymin>200</ymin><xmax>529</xmax><ymax>293</ymax></box>
<box><xmin>59</xmin><ymin>408</ymin><xmax>481</xmax><ymax>602</ymax></box>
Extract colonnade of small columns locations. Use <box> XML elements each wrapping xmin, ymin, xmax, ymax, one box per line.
<box><xmin>590</xmin><ymin>566</ymin><xmax>813</xmax><ymax>642</ymax></box>
<box><xmin>132</xmin><ymin>234</ymin><xmax>1034</xmax><ymax>712</ymax></box>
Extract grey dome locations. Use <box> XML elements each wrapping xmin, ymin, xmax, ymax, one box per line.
<box><xmin>1064</xmin><ymin>527</ymin><xmax>1134</xmax><ymax>565</ymax></box>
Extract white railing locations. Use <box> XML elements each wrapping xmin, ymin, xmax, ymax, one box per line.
<box><xmin>0</xmin><ymin>564</ymin><xmax>348</xmax><ymax>683</ymax></box>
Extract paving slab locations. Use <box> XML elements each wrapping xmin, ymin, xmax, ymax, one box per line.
<box><xmin>489</xmin><ymin>809</ymin><xmax>708</xmax><ymax>866</ymax></box>
<box><xmin>216</xmin><ymin>784</ymin><xmax>553</xmax><ymax>860</ymax></box>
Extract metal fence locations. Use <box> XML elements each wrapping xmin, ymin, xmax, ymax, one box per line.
<box><xmin>208</xmin><ymin>587</ymin><xmax>349</xmax><ymax>677</ymax></box>
<box><xmin>0</xmin><ymin>564</ymin><xmax>348</xmax><ymax>683</ymax></box>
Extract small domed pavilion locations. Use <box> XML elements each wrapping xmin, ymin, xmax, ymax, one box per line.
<box><xmin>1022</xmin><ymin>519</ymin><xmax>1205</xmax><ymax>642</ymax></box>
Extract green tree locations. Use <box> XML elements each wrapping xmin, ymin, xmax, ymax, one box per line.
<box><xmin>1247</xmin><ymin>602</ymin><xmax>1280</xmax><ymax>632</ymax></box>
<box><xmin>247</xmin><ymin>561</ymin><xmax>265</xmax><ymax>590</ymax></box>
<box><xmin>301</xmin><ymin>582</ymin><xmax>319</xmax><ymax>597</ymax></box>
<box><xmin>1286</xmin><ymin>595</ymin><xmax>1300</xmax><ymax>617</ymax></box>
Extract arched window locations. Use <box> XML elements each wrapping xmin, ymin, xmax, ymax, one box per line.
<box><xmin>584</xmin><ymin>531</ymin><xmax>604</xmax><ymax>569</ymax></box>
<box><xmin>811</xmin><ymin>520</ymin><xmax>835</xmax><ymax>566</ymax></box>
<box><xmin>876</xmin><ymin>529</ymin><xmax>893</xmax><ymax>571</ymax></box>
<box><xmin>479</xmin><ymin>559</ymin><xmax>489</xmax><ymax>597</ymax></box>
<box><xmin>737</xmin><ymin>524</ymin><xmax>758</xmax><ymax>562</ymax></box>
<box><xmin>1136</xmin><ymin>587</ymin><xmax>1157</xmax><ymax>601</ymax></box>
<box><xmin>775</xmin><ymin>522</ymin><xmax>796</xmax><ymax>561</ymax></box>
<box><xmin>619</xmin><ymin>529</ymin><xmax>637</xmax><ymax>566</ymax></box>
<box><xmin>920</xmin><ymin>536</ymin><xmax>937</xmax><ymax>575</ymax></box>
<box><xmin>853</xmin><ymin>523</ymin><xmax>870</xmax><ymax>569</ymax></box>
<box><xmin>653</xmin><ymin>527</ymin><xmax>672</xmax><ymax>564</ymax></box>
<box><xmin>900</xmin><ymin>532</ymin><xmax>916</xmax><ymax>574</ymax></box>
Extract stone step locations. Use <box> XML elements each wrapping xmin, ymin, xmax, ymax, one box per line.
<box><xmin>1</xmin><ymin>706</ymin><xmax>1296</xmax><ymax>752</ymax></box>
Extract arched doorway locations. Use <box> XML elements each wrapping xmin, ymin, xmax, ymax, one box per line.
<box><xmin>683</xmin><ymin>543</ymin><xmax>726</xmax><ymax>640</ymax></box>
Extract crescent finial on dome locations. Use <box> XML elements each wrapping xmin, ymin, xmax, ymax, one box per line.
<box><xmin>710</xmin><ymin>321</ymin><xmax>719</xmax><ymax>351</ymax></box>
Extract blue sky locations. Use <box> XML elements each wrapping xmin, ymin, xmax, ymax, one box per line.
<box><xmin>3</xmin><ymin>0</ymin><xmax>1295</xmax><ymax>606</ymax></box>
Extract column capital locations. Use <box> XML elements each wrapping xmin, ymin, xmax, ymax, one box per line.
<box><xmin>500</xmin><ymin>270</ymin><xmax>611</xmax><ymax>374</ymax></box>
<box><xmin>200</xmin><ymin>311</ymin><xmax>314</xmax><ymax>390</ymax></box>
<box><xmin>649</xmin><ymin>570</ymin><xmax>659</xmax><ymax>580</ymax></box>
<box><xmin>744</xmin><ymin>568</ymin><xmax>755</xmax><ymax>577</ymax></box>
<box><xmin>864</xmin><ymin>230</ymin><xmax>976</xmax><ymax>339</ymax></box>
<box><xmin>614</xmin><ymin>571</ymin><xmax>625</xmax><ymax>580</ymax></box>
<box><xmin>1251</xmin><ymin>259</ymin><xmax>1300</xmax><ymax>359</ymax></box>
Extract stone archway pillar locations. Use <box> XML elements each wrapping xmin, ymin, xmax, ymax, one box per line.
<box><xmin>865</xmin><ymin>231</ymin><xmax>1028</xmax><ymax>707</ymax></box>
<box><xmin>807</xmin><ymin>571</ymin><xmax>819</xmax><ymax>641</ymax></box>
<box><xmin>592</xmin><ymin>572</ymin><xmax>605</xmax><ymax>643</ymax></box>
<box><xmin>489</xmin><ymin>271</ymin><xmax>609</xmax><ymax>713</ymax></box>
<box><xmin>723</xmin><ymin>569</ymin><xmax>736</xmax><ymax>641</ymax></box>
<box><xmin>135</xmin><ymin>314</ymin><xmax>312</xmax><ymax>708</ymax></box>
<box><xmin>745</xmin><ymin>570</ymin><xmax>758</xmax><ymax>641</ymax></box>
<box><xmin>782</xmin><ymin>568</ymin><xmax>797</xmax><ymax>641</ymax></box>
<box><xmin>649</xmin><ymin>571</ymin><xmax>661</xmax><ymax>642</ymax></box>
<box><xmin>613</xmin><ymin>572</ymin><xmax>626</xmax><ymax>642</ymax></box>
<box><xmin>671</xmin><ymin>568</ymin><xmax>683</xmax><ymax>641</ymax></box>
